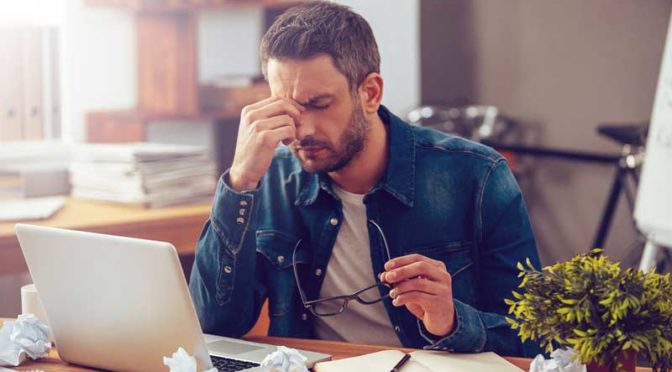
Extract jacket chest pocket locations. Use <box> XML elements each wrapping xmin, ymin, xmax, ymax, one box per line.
<box><xmin>256</xmin><ymin>230</ymin><xmax>309</xmax><ymax>317</ymax></box>
<box><xmin>404</xmin><ymin>240</ymin><xmax>475</xmax><ymax>303</ymax></box>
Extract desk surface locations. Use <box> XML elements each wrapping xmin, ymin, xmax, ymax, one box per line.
<box><xmin>0</xmin><ymin>319</ymin><xmax>653</xmax><ymax>372</ymax></box>
<box><xmin>0</xmin><ymin>198</ymin><xmax>211</xmax><ymax>275</ymax></box>
<box><xmin>9</xmin><ymin>334</ymin><xmax>530</xmax><ymax>371</ymax></box>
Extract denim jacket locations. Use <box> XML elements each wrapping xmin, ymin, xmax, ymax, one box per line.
<box><xmin>189</xmin><ymin>105</ymin><xmax>542</xmax><ymax>357</ymax></box>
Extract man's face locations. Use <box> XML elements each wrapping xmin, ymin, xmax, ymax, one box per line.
<box><xmin>266</xmin><ymin>54</ymin><xmax>369</xmax><ymax>173</ymax></box>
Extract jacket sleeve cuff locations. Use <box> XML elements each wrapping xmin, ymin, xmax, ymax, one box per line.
<box><xmin>419</xmin><ymin>299</ymin><xmax>486</xmax><ymax>352</ymax></box>
<box><xmin>210</xmin><ymin>169</ymin><xmax>260</xmax><ymax>254</ymax></box>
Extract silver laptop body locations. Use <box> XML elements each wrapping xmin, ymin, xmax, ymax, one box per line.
<box><xmin>15</xmin><ymin>224</ymin><xmax>330</xmax><ymax>372</ymax></box>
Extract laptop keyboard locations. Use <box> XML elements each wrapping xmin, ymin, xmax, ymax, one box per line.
<box><xmin>211</xmin><ymin>355</ymin><xmax>261</xmax><ymax>372</ymax></box>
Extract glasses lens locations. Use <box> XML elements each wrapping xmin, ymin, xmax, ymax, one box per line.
<box><xmin>356</xmin><ymin>283</ymin><xmax>389</xmax><ymax>304</ymax></box>
<box><xmin>313</xmin><ymin>299</ymin><xmax>348</xmax><ymax>316</ymax></box>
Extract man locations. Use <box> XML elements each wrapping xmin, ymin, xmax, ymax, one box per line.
<box><xmin>190</xmin><ymin>1</ymin><xmax>541</xmax><ymax>356</ymax></box>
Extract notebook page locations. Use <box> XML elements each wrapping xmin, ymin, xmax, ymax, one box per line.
<box><xmin>314</xmin><ymin>350</ymin><xmax>431</xmax><ymax>372</ymax></box>
<box><xmin>410</xmin><ymin>350</ymin><xmax>523</xmax><ymax>372</ymax></box>
<box><xmin>314</xmin><ymin>349</ymin><xmax>524</xmax><ymax>372</ymax></box>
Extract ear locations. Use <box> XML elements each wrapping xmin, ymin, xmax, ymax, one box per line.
<box><xmin>358</xmin><ymin>73</ymin><xmax>384</xmax><ymax>114</ymax></box>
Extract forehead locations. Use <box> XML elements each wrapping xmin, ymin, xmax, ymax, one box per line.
<box><xmin>266</xmin><ymin>54</ymin><xmax>350</xmax><ymax>101</ymax></box>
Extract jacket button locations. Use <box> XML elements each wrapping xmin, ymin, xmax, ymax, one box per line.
<box><xmin>236</xmin><ymin>217</ymin><xmax>245</xmax><ymax>224</ymax></box>
<box><xmin>394</xmin><ymin>325</ymin><xmax>401</xmax><ymax>333</ymax></box>
<box><xmin>315</xmin><ymin>268</ymin><xmax>323</xmax><ymax>276</ymax></box>
<box><xmin>239</xmin><ymin>208</ymin><xmax>246</xmax><ymax>216</ymax></box>
<box><xmin>301</xmin><ymin>313</ymin><xmax>308</xmax><ymax>321</ymax></box>
<box><xmin>330</xmin><ymin>218</ymin><xmax>338</xmax><ymax>226</ymax></box>
<box><xmin>277</xmin><ymin>256</ymin><xmax>285</xmax><ymax>264</ymax></box>
<box><xmin>240</xmin><ymin>200</ymin><xmax>248</xmax><ymax>206</ymax></box>
<box><xmin>224</xmin><ymin>266</ymin><xmax>232</xmax><ymax>274</ymax></box>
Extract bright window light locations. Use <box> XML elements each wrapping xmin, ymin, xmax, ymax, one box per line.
<box><xmin>0</xmin><ymin>0</ymin><xmax>64</xmax><ymax>26</ymax></box>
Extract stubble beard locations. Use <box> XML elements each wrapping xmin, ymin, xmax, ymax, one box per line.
<box><xmin>293</xmin><ymin>102</ymin><xmax>370</xmax><ymax>174</ymax></box>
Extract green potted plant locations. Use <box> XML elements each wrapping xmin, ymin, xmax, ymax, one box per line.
<box><xmin>506</xmin><ymin>250</ymin><xmax>672</xmax><ymax>372</ymax></box>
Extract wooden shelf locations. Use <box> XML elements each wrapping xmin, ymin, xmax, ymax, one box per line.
<box><xmin>86</xmin><ymin>108</ymin><xmax>242</xmax><ymax>142</ymax></box>
<box><xmin>90</xmin><ymin>108</ymin><xmax>242</xmax><ymax>122</ymax></box>
<box><xmin>86</xmin><ymin>0</ymin><xmax>305</xmax><ymax>13</ymax></box>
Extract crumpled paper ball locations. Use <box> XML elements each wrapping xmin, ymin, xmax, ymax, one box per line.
<box><xmin>163</xmin><ymin>347</ymin><xmax>217</xmax><ymax>372</ymax></box>
<box><xmin>529</xmin><ymin>348</ymin><xmax>586</xmax><ymax>372</ymax></box>
<box><xmin>260</xmin><ymin>346</ymin><xmax>308</xmax><ymax>372</ymax></box>
<box><xmin>0</xmin><ymin>314</ymin><xmax>52</xmax><ymax>367</ymax></box>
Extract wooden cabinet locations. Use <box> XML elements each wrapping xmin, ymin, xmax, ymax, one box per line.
<box><xmin>85</xmin><ymin>0</ymin><xmax>301</xmax><ymax>143</ymax></box>
<box><xmin>0</xmin><ymin>28</ymin><xmax>60</xmax><ymax>142</ymax></box>
<box><xmin>137</xmin><ymin>11</ymin><xmax>199</xmax><ymax>116</ymax></box>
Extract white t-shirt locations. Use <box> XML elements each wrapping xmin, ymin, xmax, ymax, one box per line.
<box><xmin>312</xmin><ymin>185</ymin><xmax>402</xmax><ymax>347</ymax></box>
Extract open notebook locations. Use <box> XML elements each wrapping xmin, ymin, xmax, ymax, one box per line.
<box><xmin>314</xmin><ymin>349</ymin><xmax>523</xmax><ymax>372</ymax></box>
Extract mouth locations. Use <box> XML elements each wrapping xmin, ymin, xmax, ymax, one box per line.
<box><xmin>298</xmin><ymin>146</ymin><xmax>327</xmax><ymax>157</ymax></box>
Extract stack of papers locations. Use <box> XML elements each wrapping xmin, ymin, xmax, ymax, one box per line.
<box><xmin>0</xmin><ymin>141</ymin><xmax>71</xmax><ymax>198</ymax></box>
<box><xmin>69</xmin><ymin>143</ymin><xmax>217</xmax><ymax>208</ymax></box>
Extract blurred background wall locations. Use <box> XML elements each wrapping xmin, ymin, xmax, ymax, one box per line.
<box><xmin>421</xmin><ymin>0</ymin><xmax>672</xmax><ymax>265</ymax></box>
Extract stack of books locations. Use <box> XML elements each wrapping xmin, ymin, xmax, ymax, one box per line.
<box><xmin>69</xmin><ymin>143</ymin><xmax>217</xmax><ymax>208</ymax></box>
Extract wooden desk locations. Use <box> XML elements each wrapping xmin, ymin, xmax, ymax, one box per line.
<box><xmin>0</xmin><ymin>318</ymin><xmax>653</xmax><ymax>372</ymax></box>
<box><xmin>0</xmin><ymin>198</ymin><xmax>211</xmax><ymax>276</ymax></box>
<box><xmin>8</xmin><ymin>334</ymin><xmax>530</xmax><ymax>371</ymax></box>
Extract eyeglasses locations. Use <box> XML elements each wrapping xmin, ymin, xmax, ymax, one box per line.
<box><xmin>292</xmin><ymin>219</ymin><xmax>393</xmax><ymax>317</ymax></box>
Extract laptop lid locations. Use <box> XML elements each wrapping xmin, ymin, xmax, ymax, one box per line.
<box><xmin>16</xmin><ymin>223</ymin><xmax>213</xmax><ymax>371</ymax></box>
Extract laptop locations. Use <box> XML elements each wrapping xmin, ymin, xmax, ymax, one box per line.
<box><xmin>15</xmin><ymin>224</ymin><xmax>330</xmax><ymax>372</ymax></box>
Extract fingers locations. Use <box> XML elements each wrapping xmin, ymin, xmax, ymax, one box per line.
<box><xmin>382</xmin><ymin>259</ymin><xmax>450</xmax><ymax>284</ymax></box>
<box><xmin>241</xmin><ymin>96</ymin><xmax>277</xmax><ymax>113</ymax></box>
<box><xmin>255</xmin><ymin>125</ymin><xmax>297</xmax><ymax>149</ymax></box>
<box><xmin>391</xmin><ymin>291</ymin><xmax>437</xmax><ymax>308</ymax></box>
<box><xmin>384</xmin><ymin>253</ymin><xmax>443</xmax><ymax>271</ymax></box>
<box><xmin>388</xmin><ymin>278</ymin><xmax>448</xmax><ymax>309</ymax></box>
<box><xmin>250</xmin><ymin>115</ymin><xmax>295</xmax><ymax>132</ymax></box>
<box><xmin>250</xmin><ymin>115</ymin><xmax>297</xmax><ymax>146</ymax></box>
<box><xmin>389</xmin><ymin>278</ymin><xmax>445</xmax><ymax>298</ymax></box>
<box><xmin>243</xmin><ymin>98</ymin><xmax>304</xmax><ymax>126</ymax></box>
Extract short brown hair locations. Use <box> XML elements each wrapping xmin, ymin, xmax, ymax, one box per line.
<box><xmin>260</xmin><ymin>1</ymin><xmax>380</xmax><ymax>91</ymax></box>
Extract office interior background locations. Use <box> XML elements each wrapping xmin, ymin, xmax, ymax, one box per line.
<box><xmin>1</xmin><ymin>0</ymin><xmax>671</xmax><ymax>317</ymax></box>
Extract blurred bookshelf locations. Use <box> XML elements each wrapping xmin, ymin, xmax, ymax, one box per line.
<box><xmin>86</xmin><ymin>0</ymin><xmax>305</xmax><ymax>13</ymax></box>
<box><xmin>86</xmin><ymin>108</ymin><xmax>245</xmax><ymax>142</ymax></box>
<box><xmin>84</xmin><ymin>0</ymin><xmax>302</xmax><ymax>143</ymax></box>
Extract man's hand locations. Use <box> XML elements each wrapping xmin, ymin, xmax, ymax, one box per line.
<box><xmin>228</xmin><ymin>97</ymin><xmax>304</xmax><ymax>192</ymax></box>
<box><xmin>381</xmin><ymin>254</ymin><xmax>456</xmax><ymax>337</ymax></box>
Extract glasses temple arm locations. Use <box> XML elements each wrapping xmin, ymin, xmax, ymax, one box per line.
<box><xmin>292</xmin><ymin>239</ymin><xmax>311</xmax><ymax>305</ymax></box>
<box><xmin>369</xmin><ymin>219</ymin><xmax>392</xmax><ymax>262</ymax></box>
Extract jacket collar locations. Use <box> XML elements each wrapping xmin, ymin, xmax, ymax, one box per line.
<box><xmin>295</xmin><ymin>105</ymin><xmax>416</xmax><ymax>207</ymax></box>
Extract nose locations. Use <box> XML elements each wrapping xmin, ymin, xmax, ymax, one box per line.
<box><xmin>295</xmin><ymin>112</ymin><xmax>316</xmax><ymax>141</ymax></box>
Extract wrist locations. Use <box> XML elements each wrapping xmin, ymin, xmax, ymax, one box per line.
<box><xmin>427</xmin><ymin>309</ymin><xmax>457</xmax><ymax>337</ymax></box>
<box><xmin>228</xmin><ymin>168</ymin><xmax>259</xmax><ymax>192</ymax></box>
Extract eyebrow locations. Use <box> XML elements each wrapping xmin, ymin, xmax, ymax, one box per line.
<box><xmin>298</xmin><ymin>94</ymin><xmax>333</xmax><ymax>106</ymax></box>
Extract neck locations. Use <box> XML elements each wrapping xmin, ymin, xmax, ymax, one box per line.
<box><xmin>328</xmin><ymin>112</ymin><xmax>388</xmax><ymax>194</ymax></box>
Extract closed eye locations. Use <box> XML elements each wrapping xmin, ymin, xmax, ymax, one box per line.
<box><xmin>305</xmin><ymin>103</ymin><xmax>330</xmax><ymax>111</ymax></box>
<box><xmin>299</xmin><ymin>95</ymin><xmax>333</xmax><ymax>111</ymax></box>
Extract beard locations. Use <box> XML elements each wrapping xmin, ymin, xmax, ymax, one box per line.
<box><xmin>291</xmin><ymin>101</ymin><xmax>369</xmax><ymax>174</ymax></box>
